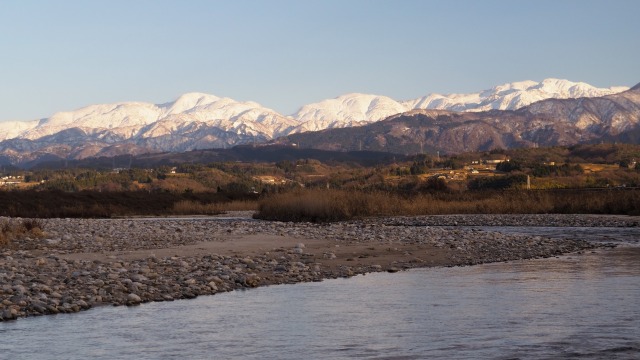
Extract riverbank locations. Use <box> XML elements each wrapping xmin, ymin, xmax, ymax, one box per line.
<box><xmin>1</xmin><ymin>213</ymin><xmax>636</xmax><ymax>321</ymax></box>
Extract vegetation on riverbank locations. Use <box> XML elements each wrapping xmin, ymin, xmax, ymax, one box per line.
<box><xmin>0</xmin><ymin>190</ymin><xmax>257</xmax><ymax>218</ymax></box>
<box><xmin>2</xmin><ymin>187</ymin><xmax>637</xmax><ymax>221</ymax></box>
<box><xmin>1</xmin><ymin>144</ymin><xmax>639</xmax><ymax>219</ymax></box>
<box><xmin>0</xmin><ymin>218</ymin><xmax>44</xmax><ymax>248</ymax></box>
<box><xmin>254</xmin><ymin>188</ymin><xmax>640</xmax><ymax>222</ymax></box>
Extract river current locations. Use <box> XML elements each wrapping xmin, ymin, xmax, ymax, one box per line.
<box><xmin>1</xmin><ymin>227</ymin><xmax>639</xmax><ymax>359</ymax></box>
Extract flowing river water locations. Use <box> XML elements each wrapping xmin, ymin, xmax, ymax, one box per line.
<box><xmin>1</xmin><ymin>227</ymin><xmax>639</xmax><ymax>359</ymax></box>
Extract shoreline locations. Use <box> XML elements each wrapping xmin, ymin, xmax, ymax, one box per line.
<box><xmin>1</xmin><ymin>213</ymin><xmax>636</xmax><ymax>322</ymax></box>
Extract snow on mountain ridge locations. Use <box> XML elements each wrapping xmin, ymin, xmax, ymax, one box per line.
<box><xmin>16</xmin><ymin>102</ymin><xmax>163</xmax><ymax>141</ymax></box>
<box><xmin>0</xmin><ymin>79</ymin><xmax>629</xmax><ymax>146</ymax></box>
<box><xmin>288</xmin><ymin>79</ymin><xmax>628</xmax><ymax>133</ymax></box>
<box><xmin>160</xmin><ymin>92</ymin><xmax>222</xmax><ymax>115</ymax></box>
<box><xmin>0</xmin><ymin>120</ymin><xmax>40</xmax><ymax>141</ymax></box>
<box><xmin>3</xmin><ymin>94</ymin><xmax>296</xmax><ymax>143</ymax></box>
<box><xmin>292</xmin><ymin>93</ymin><xmax>406</xmax><ymax>125</ymax></box>
<box><xmin>404</xmin><ymin>78</ymin><xmax>628</xmax><ymax>114</ymax></box>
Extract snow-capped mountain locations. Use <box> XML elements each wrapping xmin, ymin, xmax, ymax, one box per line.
<box><xmin>290</xmin><ymin>93</ymin><xmax>407</xmax><ymax>132</ymax></box>
<box><xmin>284</xmin><ymin>84</ymin><xmax>640</xmax><ymax>154</ymax></box>
<box><xmin>4</xmin><ymin>92</ymin><xmax>297</xmax><ymax>142</ymax></box>
<box><xmin>0</xmin><ymin>79</ymin><xmax>632</xmax><ymax>166</ymax></box>
<box><xmin>403</xmin><ymin>78</ymin><xmax>628</xmax><ymax>113</ymax></box>
<box><xmin>287</xmin><ymin>78</ymin><xmax>627</xmax><ymax>132</ymax></box>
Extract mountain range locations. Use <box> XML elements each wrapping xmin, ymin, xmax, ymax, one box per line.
<box><xmin>0</xmin><ymin>78</ymin><xmax>635</xmax><ymax>167</ymax></box>
<box><xmin>284</xmin><ymin>83</ymin><xmax>640</xmax><ymax>154</ymax></box>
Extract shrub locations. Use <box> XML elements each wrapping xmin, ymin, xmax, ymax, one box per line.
<box><xmin>468</xmin><ymin>174</ymin><xmax>527</xmax><ymax>190</ymax></box>
<box><xmin>0</xmin><ymin>218</ymin><xmax>45</xmax><ymax>249</ymax></box>
<box><xmin>496</xmin><ymin>161</ymin><xmax>521</xmax><ymax>172</ymax></box>
<box><xmin>421</xmin><ymin>177</ymin><xmax>449</xmax><ymax>192</ymax></box>
<box><xmin>22</xmin><ymin>218</ymin><xmax>43</xmax><ymax>232</ymax></box>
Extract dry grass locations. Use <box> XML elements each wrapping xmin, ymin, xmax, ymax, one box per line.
<box><xmin>170</xmin><ymin>200</ymin><xmax>256</xmax><ymax>215</ymax></box>
<box><xmin>0</xmin><ymin>218</ymin><xmax>45</xmax><ymax>248</ymax></box>
<box><xmin>171</xmin><ymin>199</ymin><xmax>258</xmax><ymax>215</ymax></box>
<box><xmin>1</xmin><ymin>187</ymin><xmax>636</xmax><ymax>221</ymax></box>
<box><xmin>220</xmin><ymin>200</ymin><xmax>259</xmax><ymax>211</ymax></box>
<box><xmin>255</xmin><ymin>189</ymin><xmax>403</xmax><ymax>222</ymax></box>
<box><xmin>255</xmin><ymin>188</ymin><xmax>640</xmax><ymax>222</ymax></box>
<box><xmin>171</xmin><ymin>200</ymin><xmax>225</xmax><ymax>215</ymax></box>
<box><xmin>0</xmin><ymin>190</ymin><xmax>257</xmax><ymax>218</ymax></box>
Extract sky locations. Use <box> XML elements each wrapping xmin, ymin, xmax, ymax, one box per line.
<box><xmin>1</xmin><ymin>0</ymin><xmax>639</xmax><ymax>122</ymax></box>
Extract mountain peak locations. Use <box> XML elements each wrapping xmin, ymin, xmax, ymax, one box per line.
<box><xmin>292</xmin><ymin>93</ymin><xmax>407</xmax><ymax>124</ymax></box>
<box><xmin>490</xmin><ymin>79</ymin><xmax>539</xmax><ymax>93</ymax></box>
<box><xmin>177</xmin><ymin>92</ymin><xmax>221</xmax><ymax>101</ymax></box>
<box><xmin>162</xmin><ymin>92</ymin><xmax>222</xmax><ymax>114</ymax></box>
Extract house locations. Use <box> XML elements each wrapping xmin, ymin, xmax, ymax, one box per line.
<box><xmin>483</xmin><ymin>154</ymin><xmax>510</xmax><ymax>165</ymax></box>
<box><xmin>484</xmin><ymin>159</ymin><xmax>508</xmax><ymax>164</ymax></box>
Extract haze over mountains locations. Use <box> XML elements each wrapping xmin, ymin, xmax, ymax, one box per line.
<box><xmin>0</xmin><ymin>79</ymin><xmax>635</xmax><ymax>166</ymax></box>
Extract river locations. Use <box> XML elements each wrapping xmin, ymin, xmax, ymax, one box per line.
<box><xmin>1</xmin><ymin>227</ymin><xmax>639</xmax><ymax>359</ymax></box>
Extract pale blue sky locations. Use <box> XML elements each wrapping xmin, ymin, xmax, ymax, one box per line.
<box><xmin>1</xmin><ymin>0</ymin><xmax>639</xmax><ymax>121</ymax></box>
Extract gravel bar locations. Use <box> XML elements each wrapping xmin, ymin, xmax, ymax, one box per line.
<box><xmin>2</xmin><ymin>213</ymin><xmax>628</xmax><ymax>321</ymax></box>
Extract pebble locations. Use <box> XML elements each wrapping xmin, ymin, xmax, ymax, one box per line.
<box><xmin>126</xmin><ymin>294</ymin><xmax>142</xmax><ymax>305</ymax></box>
<box><xmin>0</xmin><ymin>213</ymin><xmax>620</xmax><ymax>321</ymax></box>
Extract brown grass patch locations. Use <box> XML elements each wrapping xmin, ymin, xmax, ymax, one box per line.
<box><xmin>0</xmin><ymin>190</ymin><xmax>258</xmax><ymax>218</ymax></box>
<box><xmin>0</xmin><ymin>218</ymin><xmax>45</xmax><ymax>248</ymax></box>
<box><xmin>171</xmin><ymin>199</ymin><xmax>258</xmax><ymax>215</ymax></box>
<box><xmin>255</xmin><ymin>188</ymin><xmax>640</xmax><ymax>222</ymax></box>
<box><xmin>254</xmin><ymin>189</ymin><xmax>403</xmax><ymax>222</ymax></box>
<box><xmin>171</xmin><ymin>200</ymin><xmax>224</xmax><ymax>215</ymax></box>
